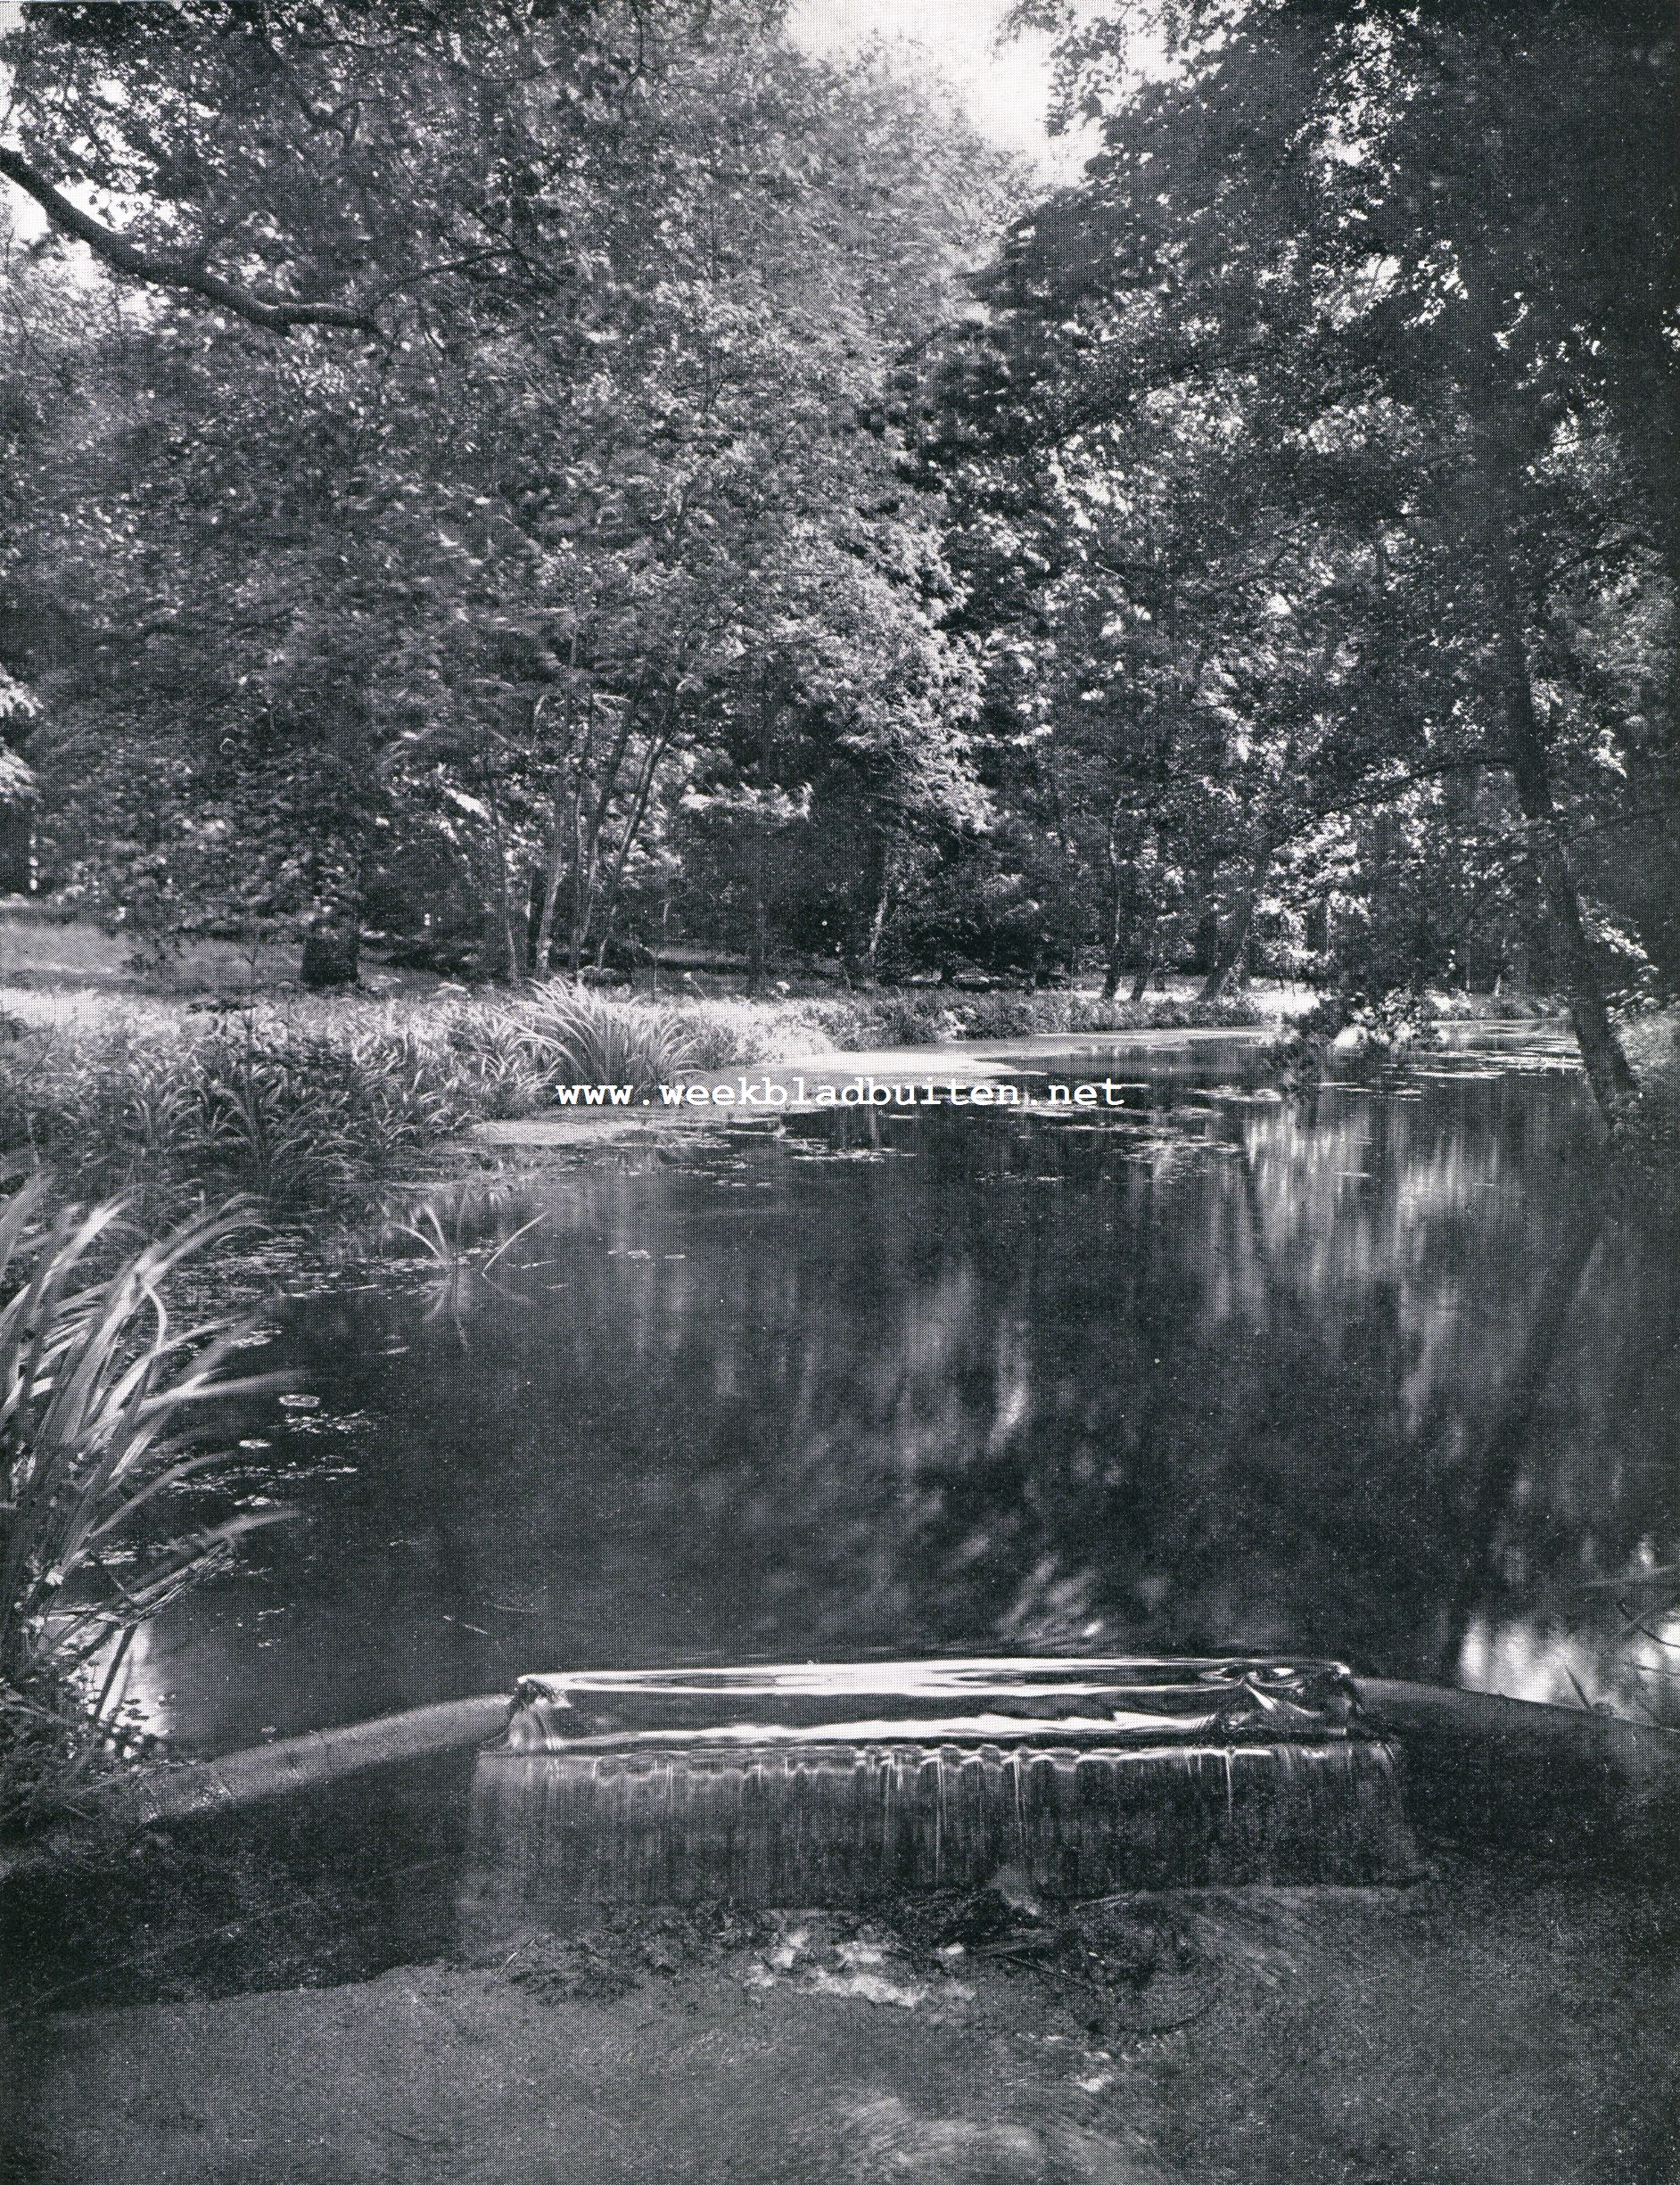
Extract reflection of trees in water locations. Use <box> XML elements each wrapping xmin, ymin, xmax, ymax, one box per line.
<box><xmin>159</xmin><ymin>1071</ymin><xmax>1679</xmax><ymax>1741</ymax></box>
<box><xmin>443</xmin><ymin>1089</ymin><xmax>1661</xmax><ymax>1675</ymax></box>
<box><xmin>1437</xmin><ymin>1206</ymin><xmax>1604</xmax><ymax>1688</ymax></box>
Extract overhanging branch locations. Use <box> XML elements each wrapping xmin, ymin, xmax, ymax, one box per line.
<box><xmin>0</xmin><ymin>144</ymin><xmax>375</xmax><ymax>334</ymax></box>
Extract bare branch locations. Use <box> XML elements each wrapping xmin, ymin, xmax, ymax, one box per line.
<box><xmin>0</xmin><ymin>144</ymin><xmax>375</xmax><ymax>335</ymax></box>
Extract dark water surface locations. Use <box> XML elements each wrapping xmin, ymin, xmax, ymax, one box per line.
<box><xmin>120</xmin><ymin>1030</ymin><xmax>1680</xmax><ymax>1751</ymax></box>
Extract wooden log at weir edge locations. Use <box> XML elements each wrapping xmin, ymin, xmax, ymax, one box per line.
<box><xmin>1356</xmin><ymin>1678</ymin><xmax>1680</xmax><ymax>1848</ymax></box>
<box><xmin>3</xmin><ymin>1681</ymin><xmax>1676</xmax><ymax>1891</ymax></box>
<box><xmin>0</xmin><ymin>1694</ymin><xmax>511</xmax><ymax>1888</ymax></box>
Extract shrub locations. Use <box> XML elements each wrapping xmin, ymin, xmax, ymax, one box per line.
<box><xmin>936</xmin><ymin>991</ymin><xmax>1264</xmax><ymax>1041</ymax></box>
<box><xmin>1264</xmin><ymin>987</ymin><xmax>1449</xmax><ymax>1089</ymax></box>
<box><xmin>1611</xmin><ymin>1010</ymin><xmax>1680</xmax><ymax>1195</ymax></box>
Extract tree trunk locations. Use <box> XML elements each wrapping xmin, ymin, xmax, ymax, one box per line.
<box><xmin>1100</xmin><ymin>804</ymin><xmax>1129</xmax><ymax>1002</ymax></box>
<box><xmin>1129</xmin><ymin>928</ymin><xmax>1155</xmax><ymax>1006</ymax></box>
<box><xmin>863</xmin><ymin>845</ymin><xmax>896</xmax><ymax>984</ymax></box>
<box><xmin>566</xmin><ymin>746</ymin><xmax>597</xmax><ymax>976</ymax></box>
<box><xmin>301</xmin><ymin>839</ymin><xmax>361</xmax><ymax>987</ymax></box>
<box><xmin>495</xmin><ymin>871</ymin><xmax>522</xmax><ymax>985</ymax></box>
<box><xmin>300</xmin><ymin>923</ymin><xmax>359</xmax><ymax>990</ymax></box>
<box><xmin>533</xmin><ymin>720</ymin><xmax>575</xmax><ymax>978</ymax></box>
<box><xmin>522</xmin><ymin>866</ymin><xmax>545</xmax><ymax>976</ymax></box>
<box><xmin>1101</xmin><ymin>930</ymin><xmax>1124</xmax><ymax>1002</ymax></box>
<box><xmin>532</xmin><ymin>664</ymin><xmax>592</xmax><ymax>981</ymax></box>
<box><xmin>484</xmin><ymin>818</ymin><xmax>523</xmax><ymax>985</ymax></box>
<box><xmin>568</xmin><ymin>695</ymin><xmax>642</xmax><ymax>975</ymax></box>
<box><xmin>567</xmin><ymin>856</ymin><xmax>587</xmax><ymax>977</ymax></box>
<box><xmin>589</xmin><ymin>725</ymin><xmax>674</xmax><ymax>980</ymax></box>
<box><xmin>747</xmin><ymin>680</ymin><xmax>776</xmax><ymax>997</ymax></box>
<box><xmin>1490</xmin><ymin>554</ymin><xmax>1635</xmax><ymax>1117</ymax></box>
<box><xmin>1198</xmin><ymin>840</ymin><xmax>1271</xmax><ymax>1002</ymax></box>
<box><xmin>747</xmin><ymin>816</ymin><xmax>767</xmax><ymax>995</ymax></box>
<box><xmin>533</xmin><ymin>830</ymin><xmax>565</xmax><ymax>979</ymax></box>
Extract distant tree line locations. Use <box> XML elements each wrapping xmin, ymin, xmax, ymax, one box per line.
<box><xmin>0</xmin><ymin>1</ymin><xmax>1674</xmax><ymax>1096</ymax></box>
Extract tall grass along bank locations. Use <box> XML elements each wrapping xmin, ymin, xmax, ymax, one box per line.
<box><xmin>0</xmin><ymin>984</ymin><xmax>1266</xmax><ymax>1218</ymax></box>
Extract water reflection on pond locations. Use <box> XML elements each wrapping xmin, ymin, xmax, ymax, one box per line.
<box><xmin>123</xmin><ymin>1033</ymin><xmax>1680</xmax><ymax>1750</ymax></box>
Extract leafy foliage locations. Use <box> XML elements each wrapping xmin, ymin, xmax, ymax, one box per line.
<box><xmin>0</xmin><ymin>1183</ymin><xmax>289</xmax><ymax>1754</ymax></box>
<box><xmin>1</xmin><ymin>4</ymin><xmax>1007</xmax><ymax>983</ymax></box>
<box><xmin>0</xmin><ymin>0</ymin><xmax>1674</xmax><ymax>1054</ymax></box>
<box><xmin>933</xmin><ymin>0</ymin><xmax>1678</xmax><ymax>1101</ymax></box>
<box><xmin>484</xmin><ymin>981</ymin><xmax>696</xmax><ymax>1099</ymax></box>
<box><xmin>0</xmin><ymin>1005</ymin><xmax>485</xmax><ymax>1216</ymax></box>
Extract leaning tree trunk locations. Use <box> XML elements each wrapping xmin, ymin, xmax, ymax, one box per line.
<box><xmin>862</xmin><ymin>843</ymin><xmax>897</xmax><ymax>985</ymax></box>
<box><xmin>1490</xmin><ymin>556</ymin><xmax>1636</xmax><ymax>1119</ymax></box>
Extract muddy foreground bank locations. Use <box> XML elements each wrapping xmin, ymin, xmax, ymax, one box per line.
<box><xmin>6</xmin><ymin>1860</ymin><xmax>1677</xmax><ymax>2184</ymax></box>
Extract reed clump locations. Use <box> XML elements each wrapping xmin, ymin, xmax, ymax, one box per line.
<box><xmin>0</xmin><ymin>1002</ymin><xmax>496</xmax><ymax>1218</ymax></box>
<box><xmin>0</xmin><ymin>1180</ymin><xmax>290</xmax><ymax>1822</ymax></box>
<box><xmin>465</xmin><ymin>982</ymin><xmax>697</xmax><ymax>1100</ymax></box>
<box><xmin>499</xmin><ymin>984</ymin><xmax>1263</xmax><ymax>1068</ymax></box>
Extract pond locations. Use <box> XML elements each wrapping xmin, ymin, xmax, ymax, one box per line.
<box><xmin>117</xmin><ymin>1028</ymin><xmax>1680</xmax><ymax>1752</ymax></box>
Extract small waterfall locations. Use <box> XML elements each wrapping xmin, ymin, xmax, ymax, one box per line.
<box><xmin>459</xmin><ymin>1734</ymin><xmax>1418</xmax><ymax>1945</ymax></box>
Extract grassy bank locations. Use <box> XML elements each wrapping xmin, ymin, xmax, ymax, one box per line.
<box><xmin>0</xmin><ymin>969</ymin><xmax>1648</xmax><ymax>1244</ymax></box>
<box><xmin>7</xmin><ymin>973</ymin><xmax>1643</xmax><ymax>1228</ymax></box>
<box><xmin>0</xmin><ymin>982</ymin><xmax>1268</xmax><ymax>1222</ymax></box>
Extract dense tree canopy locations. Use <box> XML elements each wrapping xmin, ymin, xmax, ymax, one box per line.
<box><xmin>1</xmin><ymin>0</ymin><xmax>1675</xmax><ymax>1076</ymax></box>
<box><xmin>1</xmin><ymin>0</ymin><xmax>1008</xmax><ymax>976</ymax></box>
<box><xmin>938</xmin><ymin>0</ymin><xmax>1677</xmax><ymax>1100</ymax></box>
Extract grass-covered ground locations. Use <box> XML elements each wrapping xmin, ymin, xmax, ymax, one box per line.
<box><xmin>0</xmin><ymin>911</ymin><xmax>301</xmax><ymax>994</ymax></box>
